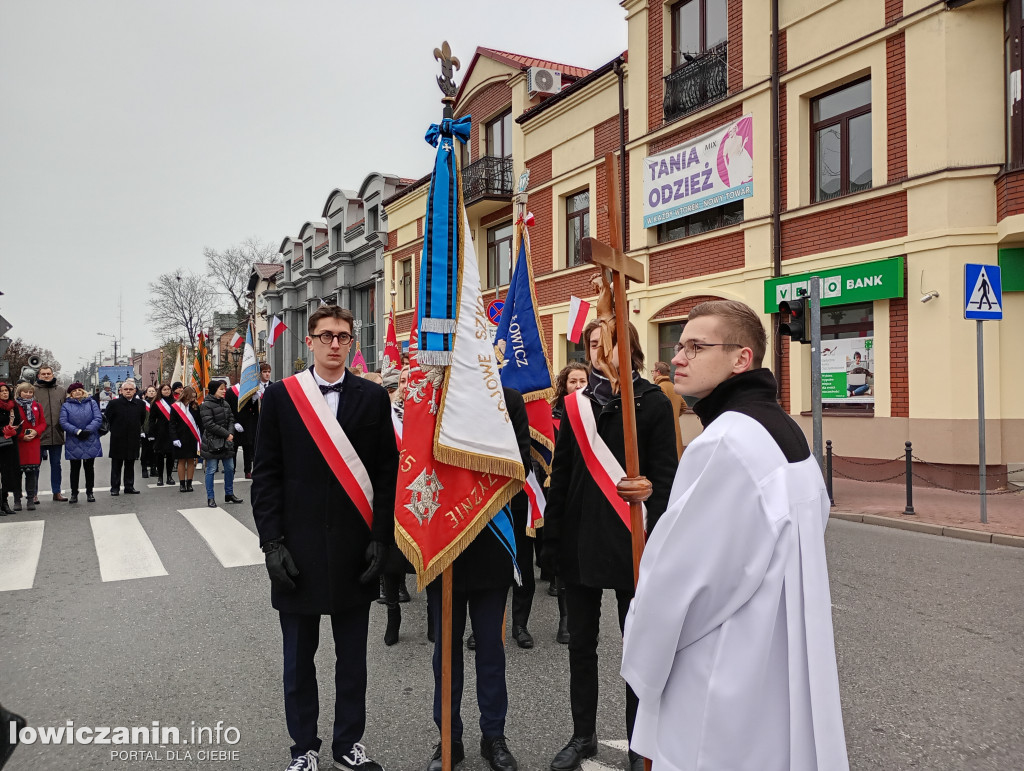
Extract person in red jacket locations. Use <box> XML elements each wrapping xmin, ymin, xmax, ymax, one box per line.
<box><xmin>14</xmin><ymin>382</ymin><xmax>46</xmax><ymax>512</ymax></box>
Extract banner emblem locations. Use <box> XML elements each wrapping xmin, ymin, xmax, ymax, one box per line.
<box><xmin>406</xmin><ymin>469</ymin><xmax>444</xmax><ymax>525</ymax></box>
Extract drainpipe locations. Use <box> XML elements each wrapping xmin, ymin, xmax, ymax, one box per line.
<box><xmin>771</xmin><ymin>0</ymin><xmax>783</xmax><ymax>394</ymax></box>
<box><xmin>614</xmin><ymin>56</ymin><xmax>627</xmax><ymax>248</ymax></box>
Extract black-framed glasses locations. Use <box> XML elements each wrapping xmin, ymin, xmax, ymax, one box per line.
<box><xmin>673</xmin><ymin>341</ymin><xmax>742</xmax><ymax>360</ymax></box>
<box><xmin>314</xmin><ymin>331</ymin><xmax>354</xmax><ymax>345</ymax></box>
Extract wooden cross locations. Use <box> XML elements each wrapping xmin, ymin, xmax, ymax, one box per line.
<box><xmin>581</xmin><ymin>152</ymin><xmax>653</xmax><ymax>587</ymax></box>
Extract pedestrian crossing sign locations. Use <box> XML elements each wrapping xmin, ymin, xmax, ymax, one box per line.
<box><xmin>964</xmin><ymin>264</ymin><xmax>1002</xmax><ymax>320</ymax></box>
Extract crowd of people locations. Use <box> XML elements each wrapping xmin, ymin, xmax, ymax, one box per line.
<box><xmin>1</xmin><ymin>297</ymin><xmax>848</xmax><ymax>771</ymax></box>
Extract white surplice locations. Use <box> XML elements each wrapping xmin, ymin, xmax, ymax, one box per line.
<box><xmin>621</xmin><ymin>412</ymin><xmax>849</xmax><ymax>771</ymax></box>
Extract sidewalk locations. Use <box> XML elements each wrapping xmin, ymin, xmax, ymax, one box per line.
<box><xmin>829</xmin><ymin>477</ymin><xmax>1024</xmax><ymax>546</ymax></box>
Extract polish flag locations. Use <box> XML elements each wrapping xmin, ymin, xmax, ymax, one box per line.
<box><xmin>269</xmin><ymin>316</ymin><xmax>287</xmax><ymax>347</ymax></box>
<box><xmin>567</xmin><ymin>296</ymin><xmax>591</xmax><ymax>343</ymax></box>
<box><xmin>229</xmin><ymin>331</ymin><xmax>244</xmax><ymax>348</ymax></box>
<box><xmin>524</xmin><ymin>469</ymin><xmax>546</xmax><ymax>530</ymax></box>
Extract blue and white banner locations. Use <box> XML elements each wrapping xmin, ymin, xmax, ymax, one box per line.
<box><xmin>642</xmin><ymin>114</ymin><xmax>754</xmax><ymax>228</ymax></box>
<box><xmin>418</xmin><ymin>115</ymin><xmax>472</xmax><ymax>366</ymax></box>
<box><xmin>237</xmin><ymin>327</ymin><xmax>260</xmax><ymax>408</ymax></box>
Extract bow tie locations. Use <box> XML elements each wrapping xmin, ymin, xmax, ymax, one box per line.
<box><xmin>318</xmin><ymin>383</ymin><xmax>343</xmax><ymax>395</ymax></box>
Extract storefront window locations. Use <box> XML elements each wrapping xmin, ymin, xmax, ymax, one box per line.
<box><xmin>820</xmin><ymin>302</ymin><xmax>873</xmax><ymax>412</ymax></box>
<box><xmin>658</xmin><ymin>321</ymin><xmax>686</xmax><ymax>366</ymax></box>
<box><xmin>565</xmin><ymin>338</ymin><xmax>588</xmax><ymax>366</ymax></box>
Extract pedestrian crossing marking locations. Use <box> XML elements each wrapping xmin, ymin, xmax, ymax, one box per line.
<box><xmin>89</xmin><ymin>513</ymin><xmax>168</xmax><ymax>582</ymax></box>
<box><xmin>146</xmin><ymin>478</ymin><xmax>251</xmax><ymax>490</ymax></box>
<box><xmin>0</xmin><ymin>521</ymin><xmax>45</xmax><ymax>591</ymax></box>
<box><xmin>582</xmin><ymin>759</ymin><xmax>620</xmax><ymax>771</ymax></box>
<box><xmin>599</xmin><ymin>740</ymin><xmax>630</xmax><ymax>752</ymax></box>
<box><xmin>179</xmin><ymin>507</ymin><xmax>263</xmax><ymax>568</ymax></box>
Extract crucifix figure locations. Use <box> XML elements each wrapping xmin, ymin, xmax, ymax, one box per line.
<box><xmin>581</xmin><ymin>151</ymin><xmax>653</xmax><ymax>770</ymax></box>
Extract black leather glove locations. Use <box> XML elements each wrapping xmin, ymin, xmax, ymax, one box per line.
<box><xmin>263</xmin><ymin>539</ymin><xmax>299</xmax><ymax>591</ymax></box>
<box><xmin>358</xmin><ymin>540</ymin><xmax>387</xmax><ymax>584</ymax></box>
<box><xmin>540</xmin><ymin>537</ymin><xmax>560</xmax><ymax>577</ymax></box>
<box><xmin>77</xmin><ymin>429</ymin><xmax>91</xmax><ymax>439</ymax></box>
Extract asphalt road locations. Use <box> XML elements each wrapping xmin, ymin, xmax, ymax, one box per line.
<box><xmin>1</xmin><ymin>453</ymin><xmax>1022</xmax><ymax>771</ymax></box>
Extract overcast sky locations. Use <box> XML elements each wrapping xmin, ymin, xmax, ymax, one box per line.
<box><xmin>0</xmin><ymin>0</ymin><xmax>626</xmax><ymax>379</ymax></box>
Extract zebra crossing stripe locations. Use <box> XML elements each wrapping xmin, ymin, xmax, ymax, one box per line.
<box><xmin>178</xmin><ymin>508</ymin><xmax>263</xmax><ymax>568</ymax></box>
<box><xmin>582</xmin><ymin>759</ymin><xmax>621</xmax><ymax>771</ymax></box>
<box><xmin>89</xmin><ymin>513</ymin><xmax>168</xmax><ymax>582</ymax></box>
<box><xmin>0</xmin><ymin>521</ymin><xmax>45</xmax><ymax>592</ymax></box>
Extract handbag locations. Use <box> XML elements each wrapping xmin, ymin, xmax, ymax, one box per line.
<box><xmin>98</xmin><ymin>413</ymin><xmax>110</xmax><ymax>437</ymax></box>
<box><xmin>0</xmin><ymin>436</ymin><xmax>11</xmax><ymax>449</ymax></box>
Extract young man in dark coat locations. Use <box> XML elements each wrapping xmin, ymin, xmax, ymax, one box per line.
<box><xmin>542</xmin><ymin>319</ymin><xmax>678</xmax><ymax>771</ymax></box>
<box><xmin>252</xmin><ymin>305</ymin><xmax>398</xmax><ymax>771</ymax></box>
<box><xmin>424</xmin><ymin>387</ymin><xmax>531</xmax><ymax>771</ymax></box>
<box><xmin>34</xmin><ymin>365</ymin><xmax>67</xmax><ymax>502</ymax></box>
<box><xmin>104</xmin><ymin>379</ymin><xmax>147</xmax><ymax>495</ymax></box>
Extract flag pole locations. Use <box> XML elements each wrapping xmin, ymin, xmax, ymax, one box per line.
<box><xmin>433</xmin><ymin>39</ymin><xmax>460</xmax><ymax>771</ymax></box>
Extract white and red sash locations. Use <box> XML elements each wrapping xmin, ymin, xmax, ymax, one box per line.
<box><xmin>143</xmin><ymin>400</ymin><xmax>151</xmax><ymax>412</ymax></box>
<box><xmin>156</xmin><ymin>398</ymin><xmax>172</xmax><ymax>420</ymax></box>
<box><xmin>524</xmin><ymin>469</ymin><xmax>546</xmax><ymax>531</ymax></box>
<box><xmin>282</xmin><ymin>369</ymin><xmax>374</xmax><ymax>530</ymax></box>
<box><xmin>390</xmin><ymin>402</ymin><xmax>403</xmax><ymax>448</ymax></box>
<box><xmin>171</xmin><ymin>401</ymin><xmax>201</xmax><ymax>450</ymax></box>
<box><xmin>563</xmin><ymin>389</ymin><xmax>647</xmax><ymax>533</ymax></box>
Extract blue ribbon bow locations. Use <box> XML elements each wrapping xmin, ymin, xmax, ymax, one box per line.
<box><xmin>424</xmin><ymin>115</ymin><xmax>472</xmax><ymax>147</ymax></box>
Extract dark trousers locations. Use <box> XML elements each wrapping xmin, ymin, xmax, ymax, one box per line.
<box><xmin>110</xmin><ymin>458</ymin><xmax>135</xmax><ymax>491</ymax></box>
<box><xmin>140</xmin><ymin>439</ymin><xmax>155</xmax><ymax>471</ymax></box>
<box><xmin>0</xmin><ymin>450</ymin><xmax>17</xmax><ymax>504</ymax></box>
<box><xmin>279</xmin><ymin>605</ymin><xmax>370</xmax><ymax>762</ymax></box>
<box><xmin>40</xmin><ymin>444</ymin><xmax>63</xmax><ymax>494</ymax></box>
<box><xmin>18</xmin><ymin>468</ymin><xmax>39</xmax><ymax>502</ymax></box>
<box><xmin>511</xmin><ymin>507</ymin><xmax>535</xmax><ymax>629</ymax></box>
<box><xmin>427</xmin><ymin>582</ymin><xmax>509</xmax><ymax>743</ymax></box>
<box><xmin>238</xmin><ymin>440</ymin><xmax>254</xmax><ymax>475</ymax></box>
<box><xmin>156</xmin><ymin>453</ymin><xmax>175</xmax><ymax>479</ymax></box>
<box><xmin>564</xmin><ymin>582</ymin><xmax>638</xmax><ymax>743</ymax></box>
<box><xmin>69</xmin><ymin>459</ymin><xmax>95</xmax><ymax>494</ymax></box>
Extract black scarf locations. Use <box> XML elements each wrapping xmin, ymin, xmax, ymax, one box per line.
<box><xmin>691</xmin><ymin>369</ymin><xmax>780</xmax><ymax>428</ymax></box>
<box><xmin>35</xmin><ymin>378</ymin><xmax>57</xmax><ymax>389</ymax></box>
<box><xmin>586</xmin><ymin>369</ymin><xmax>641</xmax><ymax>406</ymax></box>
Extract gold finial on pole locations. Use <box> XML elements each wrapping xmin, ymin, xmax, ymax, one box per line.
<box><xmin>433</xmin><ymin>41</ymin><xmax>461</xmax><ymax>118</ymax></box>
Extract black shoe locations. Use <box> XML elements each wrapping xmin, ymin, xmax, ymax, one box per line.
<box><xmin>512</xmin><ymin>625</ymin><xmax>534</xmax><ymax>649</ymax></box>
<box><xmin>141</xmin><ymin>469</ymin><xmax>149</xmax><ymax>479</ymax></box>
<box><xmin>426</xmin><ymin>739</ymin><xmax>465</xmax><ymax>771</ymax></box>
<box><xmin>87</xmin><ymin>492</ymin><xmax>96</xmax><ymax>503</ymax></box>
<box><xmin>13</xmin><ymin>500</ymin><xmax>22</xmax><ymax>511</ymax></box>
<box><xmin>398</xmin><ymin>581</ymin><xmax>411</xmax><ymax>603</ymax></box>
<box><xmin>186</xmin><ymin>480</ymin><xmax>194</xmax><ymax>492</ymax></box>
<box><xmin>556</xmin><ymin>616</ymin><xmax>570</xmax><ymax>645</ymax></box>
<box><xmin>69</xmin><ymin>494</ymin><xmax>79</xmax><ymax>504</ymax></box>
<box><xmin>384</xmin><ymin>605</ymin><xmax>401</xmax><ymax>646</ymax></box>
<box><xmin>628</xmin><ymin>751</ymin><xmax>645</xmax><ymax>771</ymax></box>
<box><xmin>481</xmin><ymin>736</ymin><xmax>517</xmax><ymax>771</ymax></box>
<box><xmin>550</xmin><ymin>734</ymin><xmax>597</xmax><ymax>771</ymax></box>
<box><xmin>224</xmin><ymin>494</ymin><xmax>244</xmax><ymax>504</ymax></box>
<box><xmin>207</xmin><ymin>498</ymin><xmax>216</xmax><ymax>508</ymax></box>
<box><xmin>179</xmin><ymin>481</ymin><xmax>187</xmax><ymax>493</ymax></box>
<box><xmin>466</xmin><ymin>633</ymin><xmax>476</xmax><ymax>650</ymax></box>
<box><xmin>26</xmin><ymin>499</ymin><xmax>35</xmax><ymax>511</ymax></box>
<box><xmin>156</xmin><ymin>476</ymin><xmax>164</xmax><ymax>486</ymax></box>
<box><xmin>547</xmin><ymin>581</ymin><xmax>559</xmax><ymax>597</ymax></box>
<box><xmin>124</xmin><ymin>488</ymin><xmax>141</xmax><ymax>495</ymax></box>
<box><xmin>110</xmin><ymin>490</ymin><xmax>119</xmax><ymax>496</ymax></box>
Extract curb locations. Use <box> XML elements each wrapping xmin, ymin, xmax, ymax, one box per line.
<box><xmin>830</xmin><ymin>511</ymin><xmax>1024</xmax><ymax>549</ymax></box>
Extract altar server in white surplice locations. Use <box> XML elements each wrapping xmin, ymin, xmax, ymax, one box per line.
<box><xmin>621</xmin><ymin>300</ymin><xmax>849</xmax><ymax>771</ymax></box>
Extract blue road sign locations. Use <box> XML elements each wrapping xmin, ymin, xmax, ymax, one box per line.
<box><xmin>964</xmin><ymin>264</ymin><xmax>1002</xmax><ymax>320</ymax></box>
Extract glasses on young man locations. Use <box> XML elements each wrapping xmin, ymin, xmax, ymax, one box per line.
<box><xmin>673</xmin><ymin>341</ymin><xmax>742</xmax><ymax>359</ymax></box>
<box><xmin>313</xmin><ymin>331</ymin><xmax>354</xmax><ymax>345</ymax></box>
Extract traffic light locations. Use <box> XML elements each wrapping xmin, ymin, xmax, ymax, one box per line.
<box><xmin>778</xmin><ymin>297</ymin><xmax>811</xmax><ymax>344</ymax></box>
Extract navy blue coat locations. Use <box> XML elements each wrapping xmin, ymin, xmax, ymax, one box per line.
<box><xmin>251</xmin><ymin>369</ymin><xmax>400</xmax><ymax>614</ymax></box>
<box><xmin>60</xmin><ymin>398</ymin><xmax>103</xmax><ymax>460</ymax></box>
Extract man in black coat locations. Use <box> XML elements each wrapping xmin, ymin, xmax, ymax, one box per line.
<box><xmin>105</xmin><ymin>379</ymin><xmax>147</xmax><ymax>495</ymax></box>
<box><xmin>423</xmin><ymin>387</ymin><xmax>531</xmax><ymax>771</ymax></box>
<box><xmin>542</xmin><ymin>319</ymin><xmax>678</xmax><ymax>771</ymax></box>
<box><xmin>252</xmin><ymin>305</ymin><xmax>398</xmax><ymax>771</ymax></box>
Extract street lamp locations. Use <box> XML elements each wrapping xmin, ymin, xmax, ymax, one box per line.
<box><xmin>97</xmin><ymin>332</ymin><xmax>119</xmax><ymax>365</ymax></box>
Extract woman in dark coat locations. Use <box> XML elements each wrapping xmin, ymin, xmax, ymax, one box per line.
<box><xmin>139</xmin><ymin>385</ymin><xmax>157</xmax><ymax>479</ymax></box>
<box><xmin>169</xmin><ymin>385</ymin><xmax>202</xmax><ymax>492</ymax></box>
<box><xmin>0</xmin><ymin>382</ymin><xmax>24</xmax><ymax>515</ymax></box>
<box><xmin>199</xmin><ymin>380</ymin><xmax>243</xmax><ymax>508</ymax></box>
<box><xmin>59</xmin><ymin>382</ymin><xmax>103</xmax><ymax>504</ymax></box>
<box><xmin>147</xmin><ymin>383</ymin><xmax>175</xmax><ymax>486</ymax></box>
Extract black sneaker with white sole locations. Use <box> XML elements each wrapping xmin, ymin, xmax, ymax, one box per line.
<box><xmin>334</xmin><ymin>743</ymin><xmax>384</xmax><ymax>771</ymax></box>
<box><xmin>286</xmin><ymin>750</ymin><xmax>319</xmax><ymax>771</ymax></box>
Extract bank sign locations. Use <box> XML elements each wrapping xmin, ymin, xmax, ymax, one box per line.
<box><xmin>762</xmin><ymin>256</ymin><xmax>905</xmax><ymax>313</ymax></box>
<box><xmin>643</xmin><ymin>114</ymin><xmax>754</xmax><ymax>228</ymax></box>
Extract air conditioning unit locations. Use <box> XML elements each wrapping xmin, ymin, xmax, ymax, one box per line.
<box><xmin>527</xmin><ymin>67</ymin><xmax>562</xmax><ymax>96</ymax></box>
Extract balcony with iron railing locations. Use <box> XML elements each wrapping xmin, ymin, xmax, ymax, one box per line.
<box><xmin>663</xmin><ymin>41</ymin><xmax>729</xmax><ymax>123</ymax></box>
<box><xmin>462</xmin><ymin>155</ymin><xmax>514</xmax><ymax>205</ymax></box>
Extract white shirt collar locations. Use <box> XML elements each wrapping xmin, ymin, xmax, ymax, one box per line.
<box><xmin>311</xmin><ymin>367</ymin><xmax>346</xmax><ymax>389</ymax></box>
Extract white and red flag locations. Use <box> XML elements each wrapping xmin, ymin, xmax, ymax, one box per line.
<box><xmin>382</xmin><ymin>309</ymin><xmax>401</xmax><ymax>371</ymax></box>
<box><xmin>568</xmin><ymin>296</ymin><xmax>591</xmax><ymax>344</ymax></box>
<box><xmin>229</xmin><ymin>331</ymin><xmax>244</xmax><ymax>349</ymax></box>
<box><xmin>268</xmin><ymin>316</ymin><xmax>287</xmax><ymax>347</ymax></box>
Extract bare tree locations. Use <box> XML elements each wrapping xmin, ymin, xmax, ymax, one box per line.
<box><xmin>1</xmin><ymin>337</ymin><xmax>60</xmax><ymax>381</ymax></box>
<box><xmin>147</xmin><ymin>270</ymin><xmax>218</xmax><ymax>347</ymax></box>
<box><xmin>204</xmin><ymin>237</ymin><xmax>280</xmax><ymax>314</ymax></box>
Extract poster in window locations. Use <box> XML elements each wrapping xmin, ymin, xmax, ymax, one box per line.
<box><xmin>821</xmin><ymin>337</ymin><xmax>874</xmax><ymax>405</ymax></box>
